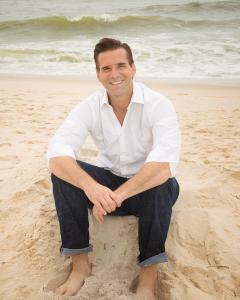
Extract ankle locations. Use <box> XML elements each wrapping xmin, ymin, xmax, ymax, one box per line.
<box><xmin>71</xmin><ymin>254</ymin><xmax>91</xmax><ymax>275</ymax></box>
<box><xmin>136</xmin><ymin>286</ymin><xmax>156</xmax><ymax>300</ymax></box>
<box><xmin>138</xmin><ymin>265</ymin><xmax>158</xmax><ymax>291</ymax></box>
<box><xmin>137</xmin><ymin>281</ymin><xmax>155</xmax><ymax>293</ymax></box>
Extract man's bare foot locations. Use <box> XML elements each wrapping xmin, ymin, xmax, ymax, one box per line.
<box><xmin>55</xmin><ymin>253</ymin><xmax>91</xmax><ymax>296</ymax></box>
<box><xmin>136</xmin><ymin>264</ymin><xmax>158</xmax><ymax>300</ymax></box>
<box><xmin>136</xmin><ymin>287</ymin><xmax>156</xmax><ymax>300</ymax></box>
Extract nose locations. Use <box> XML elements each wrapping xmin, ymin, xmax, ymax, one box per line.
<box><xmin>110</xmin><ymin>66</ymin><xmax>120</xmax><ymax>79</ymax></box>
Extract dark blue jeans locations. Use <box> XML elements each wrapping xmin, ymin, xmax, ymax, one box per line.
<box><xmin>51</xmin><ymin>161</ymin><xmax>179</xmax><ymax>267</ymax></box>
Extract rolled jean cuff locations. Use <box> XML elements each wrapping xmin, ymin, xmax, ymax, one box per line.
<box><xmin>61</xmin><ymin>244</ymin><xmax>93</xmax><ymax>256</ymax></box>
<box><xmin>138</xmin><ymin>252</ymin><xmax>168</xmax><ymax>267</ymax></box>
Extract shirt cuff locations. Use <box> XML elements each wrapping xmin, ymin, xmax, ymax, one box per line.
<box><xmin>145</xmin><ymin>150</ymin><xmax>179</xmax><ymax>177</ymax></box>
<box><xmin>46</xmin><ymin>143</ymin><xmax>77</xmax><ymax>168</ymax></box>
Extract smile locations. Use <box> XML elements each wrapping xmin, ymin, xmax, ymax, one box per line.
<box><xmin>110</xmin><ymin>80</ymin><xmax>123</xmax><ymax>85</ymax></box>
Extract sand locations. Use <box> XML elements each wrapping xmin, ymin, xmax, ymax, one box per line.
<box><xmin>0</xmin><ymin>74</ymin><xmax>240</xmax><ymax>300</ymax></box>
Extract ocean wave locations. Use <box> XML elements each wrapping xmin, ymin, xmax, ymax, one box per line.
<box><xmin>1</xmin><ymin>14</ymin><xmax>239</xmax><ymax>34</ymax></box>
<box><xmin>0</xmin><ymin>48</ymin><xmax>91</xmax><ymax>63</ymax></box>
<box><xmin>1</xmin><ymin>42</ymin><xmax>240</xmax><ymax>78</ymax></box>
<box><xmin>144</xmin><ymin>0</ymin><xmax>240</xmax><ymax>13</ymax></box>
<box><xmin>0</xmin><ymin>48</ymin><xmax>63</xmax><ymax>56</ymax></box>
<box><xmin>0</xmin><ymin>15</ymin><xmax>149</xmax><ymax>30</ymax></box>
<box><xmin>1</xmin><ymin>42</ymin><xmax>239</xmax><ymax>64</ymax></box>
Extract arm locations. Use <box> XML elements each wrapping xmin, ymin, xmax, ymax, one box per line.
<box><xmin>92</xmin><ymin>162</ymin><xmax>170</xmax><ymax>222</ymax></box>
<box><xmin>49</xmin><ymin>156</ymin><xmax>116</xmax><ymax>215</ymax></box>
<box><xmin>47</xmin><ymin>101</ymin><xmax>116</xmax><ymax>215</ymax></box>
<box><xmin>113</xmin><ymin>162</ymin><xmax>171</xmax><ymax>206</ymax></box>
<box><xmin>114</xmin><ymin>96</ymin><xmax>180</xmax><ymax>205</ymax></box>
<box><xmin>92</xmin><ymin>161</ymin><xmax>171</xmax><ymax>221</ymax></box>
<box><xmin>49</xmin><ymin>156</ymin><xmax>96</xmax><ymax>190</ymax></box>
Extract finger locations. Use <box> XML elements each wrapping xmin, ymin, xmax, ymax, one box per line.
<box><xmin>95</xmin><ymin>202</ymin><xmax>107</xmax><ymax>216</ymax></box>
<box><xmin>93</xmin><ymin>205</ymin><xmax>105</xmax><ymax>222</ymax></box>
<box><xmin>110</xmin><ymin>194</ymin><xmax>121</xmax><ymax>207</ymax></box>
<box><xmin>94</xmin><ymin>213</ymin><xmax>102</xmax><ymax>224</ymax></box>
<box><xmin>104</xmin><ymin>195</ymin><xmax>116</xmax><ymax>212</ymax></box>
<box><xmin>93</xmin><ymin>208</ymin><xmax>101</xmax><ymax>223</ymax></box>
<box><xmin>100</xmin><ymin>198</ymin><xmax>112</xmax><ymax>213</ymax></box>
<box><xmin>99</xmin><ymin>213</ymin><xmax>104</xmax><ymax>223</ymax></box>
<box><xmin>107</xmin><ymin>190</ymin><xmax>118</xmax><ymax>208</ymax></box>
<box><xmin>95</xmin><ymin>210</ymin><xmax>104</xmax><ymax>223</ymax></box>
<box><xmin>116</xmin><ymin>200</ymin><xmax>122</xmax><ymax>207</ymax></box>
<box><xmin>109</xmin><ymin>192</ymin><xmax>120</xmax><ymax>206</ymax></box>
<box><xmin>110</xmin><ymin>191</ymin><xmax>117</xmax><ymax>199</ymax></box>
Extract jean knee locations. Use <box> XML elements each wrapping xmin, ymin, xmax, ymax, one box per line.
<box><xmin>51</xmin><ymin>173</ymin><xmax>61</xmax><ymax>186</ymax></box>
<box><xmin>142</xmin><ymin>180</ymin><xmax>175</xmax><ymax>208</ymax></box>
<box><xmin>51</xmin><ymin>173</ymin><xmax>75</xmax><ymax>191</ymax></box>
<box><xmin>170</xmin><ymin>178</ymin><xmax>180</xmax><ymax>206</ymax></box>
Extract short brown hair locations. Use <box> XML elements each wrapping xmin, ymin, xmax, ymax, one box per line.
<box><xmin>94</xmin><ymin>38</ymin><xmax>134</xmax><ymax>70</ymax></box>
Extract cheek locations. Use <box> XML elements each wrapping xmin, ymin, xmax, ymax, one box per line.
<box><xmin>98</xmin><ymin>75</ymin><xmax>108</xmax><ymax>82</ymax></box>
<box><xmin>125</xmin><ymin>71</ymin><xmax>134</xmax><ymax>78</ymax></box>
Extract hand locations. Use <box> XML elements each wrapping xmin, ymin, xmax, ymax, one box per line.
<box><xmin>111</xmin><ymin>192</ymin><xmax>124</xmax><ymax>208</ymax></box>
<box><xmin>84</xmin><ymin>182</ymin><xmax>117</xmax><ymax>214</ymax></box>
<box><xmin>92</xmin><ymin>205</ymin><xmax>105</xmax><ymax>224</ymax></box>
<box><xmin>91</xmin><ymin>191</ymin><xmax>125</xmax><ymax>224</ymax></box>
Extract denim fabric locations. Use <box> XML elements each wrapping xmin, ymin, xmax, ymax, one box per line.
<box><xmin>51</xmin><ymin>160</ymin><xmax>179</xmax><ymax>267</ymax></box>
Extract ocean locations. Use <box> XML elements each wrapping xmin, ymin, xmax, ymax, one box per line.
<box><xmin>0</xmin><ymin>0</ymin><xmax>240</xmax><ymax>78</ymax></box>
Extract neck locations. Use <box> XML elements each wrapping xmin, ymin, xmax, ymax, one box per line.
<box><xmin>108</xmin><ymin>84</ymin><xmax>133</xmax><ymax>111</ymax></box>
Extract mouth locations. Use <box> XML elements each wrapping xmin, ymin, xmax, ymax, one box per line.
<box><xmin>110</xmin><ymin>80</ymin><xmax>123</xmax><ymax>85</ymax></box>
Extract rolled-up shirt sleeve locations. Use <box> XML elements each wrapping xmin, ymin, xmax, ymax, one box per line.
<box><xmin>47</xmin><ymin>100</ymin><xmax>93</xmax><ymax>160</ymax></box>
<box><xmin>145</xmin><ymin>97</ymin><xmax>181</xmax><ymax>176</ymax></box>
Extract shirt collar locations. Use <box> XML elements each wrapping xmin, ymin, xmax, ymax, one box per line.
<box><xmin>100</xmin><ymin>81</ymin><xmax>144</xmax><ymax>108</ymax></box>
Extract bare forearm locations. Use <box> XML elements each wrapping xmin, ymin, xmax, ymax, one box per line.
<box><xmin>49</xmin><ymin>156</ymin><xmax>96</xmax><ymax>190</ymax></box>
<box><xmin>49</xmin><ymin>156</ymin><xmax>117</xmax><ymax>217</ymax></box>
<box><xmin>115</xmin><ymin>162</ymin><xmax>171</xmax><ymax>202</ymax></box>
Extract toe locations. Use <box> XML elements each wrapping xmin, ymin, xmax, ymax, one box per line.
<box><xmin>64</xmin><ymin>288</ymin><xmax>77</xmax><ymax>296</ymax></box>
<box><xmin>55</xmin><ymin>285</ymin><xmax>66</xmax><ymax>295</ymax></box>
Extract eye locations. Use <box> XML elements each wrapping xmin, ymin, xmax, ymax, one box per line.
<box><xmin>119</xmin><ymin>64</ymin><xmax>127</xmax><ymax>69</ymax></box>
<box><xmin>101</xmin><ymin>66</ymin><xmax>111</xmax><ymax>72</ymax></box>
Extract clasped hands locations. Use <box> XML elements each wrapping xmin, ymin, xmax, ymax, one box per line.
<box><xmin>84</xmin><ymin>182</ymin><xmax>124</xmax><ymax>223</ymax></box>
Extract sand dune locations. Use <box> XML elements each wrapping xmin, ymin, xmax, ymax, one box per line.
<box><xmin>0</xmin><ymin>75</ymin><xmax>239</xmax><ymax>300</ymax></box>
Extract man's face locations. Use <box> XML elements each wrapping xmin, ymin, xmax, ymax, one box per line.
<box><xmin>96</xmin><ymin>48</ymin><xmax>136</xmax><ymax>99</ymax></box>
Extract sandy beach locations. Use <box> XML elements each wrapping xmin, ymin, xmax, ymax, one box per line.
<box><xmin>0</xmin><ymin>74</ymin><xmax>240</xmax><ymax>300</ymax></box>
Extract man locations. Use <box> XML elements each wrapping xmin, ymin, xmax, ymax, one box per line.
<box><xmin>47</xmin><ymin>38</ymin><xmax>180</xmax><ymax>299</ymax></box>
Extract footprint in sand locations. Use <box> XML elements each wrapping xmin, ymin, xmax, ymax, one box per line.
<box><xmin>43</xmin><ymin>265</ymin><xmax>71</xmax><ymax>293</ymax></box>
<box><xmin>0</xmin><ymin>155</ymin><xmax>20</xmax><ymax>161</ymax></box>
<box><xmin>13</xmin><ymin>130</ymin><xmax>24</xmax><ymax>134</ymax></box>
<box><xmin>0</xmin><ymin>142</ymin><xmax>11</xmax><ymax>147</ymax></box>
<box><xmin>34</xmin><ymin>178</ymin><xmax>51</xmax><ymax>190</ymax></box>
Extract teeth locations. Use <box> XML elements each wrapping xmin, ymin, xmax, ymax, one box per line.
<box><xmin>111</xmin><ymin>81</ymin><xmax>122</xmax><ymax>85</ymax></box>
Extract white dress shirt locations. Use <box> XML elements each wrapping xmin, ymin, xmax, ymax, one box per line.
<box><xmin>47</xmin><ymin>81</ymin><xmax>181</xmax><ymax>178</ymax></box>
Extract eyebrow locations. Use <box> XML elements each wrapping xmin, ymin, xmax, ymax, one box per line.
<box><xmin>101</xmin><ymin>65</ymin><xmax>111</xmax><ymax>70</ymax></box>
<box><xmin>100</xmin><ymin>62</ymin><xmax>128</xmax><ymax>70</ymax></box>
<box><xmin>117</xmin><ymin>62</ymin><xmax>128</xmax><ymax>67</ymax></box>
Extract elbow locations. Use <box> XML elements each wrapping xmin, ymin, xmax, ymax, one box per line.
<box><xmin>158</xmin><ymin>163</ymin><xmax>171</xmax><ymax>184</ymax></box>
<box><xmin>49</xmin><ymin>158</ymin><xmax>56</xmax><ymax>174</ymax></box>
<box><xmin>49</xmin><ymin>157</ymin><xmax>62</xmax><ymax>175</ymax></box>
<box><xmin>164</xmin><ymin>164</ymin><xmax>172</xmax><ymax>181</ymax></box>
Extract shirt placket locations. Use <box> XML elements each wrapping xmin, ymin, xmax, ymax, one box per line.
<box><xmin>118</xmin><ymin>105</ymin><xmax>132</xmax><ymax>175</ymax></box>
<box><xmin>105</xmin><ymin>103</ymin><xmax>132</xmax><ymax>176</ymax></box>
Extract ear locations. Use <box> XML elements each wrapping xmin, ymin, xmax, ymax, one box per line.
<box><xmin>96</xmin><ymin>69</ymin><xmax>100</xmax><ymax>80</ymax></box>
<box><xmin>131</xmin><ymin>63</ymin><xmax>136</xmax><ymax>76</ymax></box>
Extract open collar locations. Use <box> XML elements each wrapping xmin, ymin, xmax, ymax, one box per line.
<box><xmin>100</xmin><ymin>81</ymin><xmax>144</xmax><ymax>108</ymax></box>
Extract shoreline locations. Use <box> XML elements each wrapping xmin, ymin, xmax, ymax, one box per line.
<box><xmin>1</xmin><ymin>73</ymin><xmax>240</xmax><ymax>88</ymax></box>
